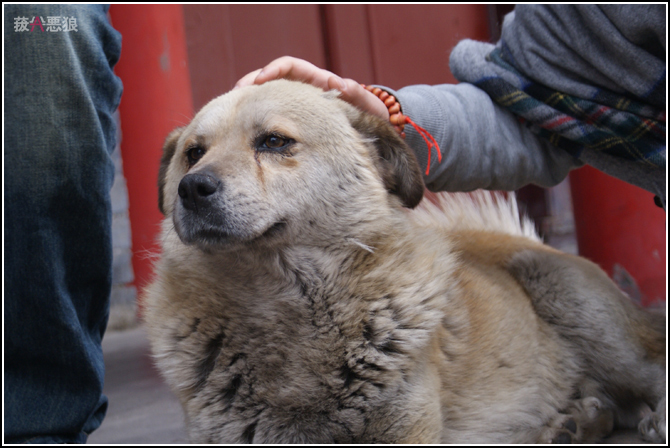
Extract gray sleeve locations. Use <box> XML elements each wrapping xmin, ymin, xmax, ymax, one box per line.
<box><xmin>496</xmin><ymin>5</ymin><xmax>666</xmax><ymax>108</ymax></box>
<box><xmin>380</xmin><ymin>83</ymin><xmax>584</xmax><ymax>192</ymax></box>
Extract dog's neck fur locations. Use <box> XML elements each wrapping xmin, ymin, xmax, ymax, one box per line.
<box><xmin>152</xmin><ymin>205</ymin><xmax>457</xmax><ymax>442</ymax></box>
<box><xmin>164</xmin><ymin>204</ymin><xmax>449</xmax><ymax>310</ymax></box>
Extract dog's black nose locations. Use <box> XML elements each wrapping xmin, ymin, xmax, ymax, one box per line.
<box><xmin>178</xmin><ymin>173</ymin><xmax>221</xmax><ymax>212</ymax></box>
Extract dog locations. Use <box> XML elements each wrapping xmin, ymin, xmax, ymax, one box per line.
<box><xmin>144</xmin><ymin>79</ymin><xmax>666</xmax><ymax>443</ymax></box>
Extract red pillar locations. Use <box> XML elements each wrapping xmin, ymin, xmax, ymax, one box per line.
<box><xmin>570</xmin><ymin>166</ymin><xmax>666</xmax><ymax>307</ymax></box>
<box><xmin>109</xmin><ymin>5</ymin><xmax>194</xmax><ymax>298</ymax></box>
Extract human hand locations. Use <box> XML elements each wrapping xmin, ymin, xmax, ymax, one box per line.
<box><xmin>234</xmin><ymin>56</ymin><xmax>389</xmax><ymax>120</ymax></box>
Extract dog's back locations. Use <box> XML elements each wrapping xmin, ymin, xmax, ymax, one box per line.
<box><xmin>410</xmin><ymin>192</ymin><xmax>666</xmax><ymax>442</ymax></box>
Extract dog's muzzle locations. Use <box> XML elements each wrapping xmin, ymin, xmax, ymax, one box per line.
<box><xmin>178</xmin><ymin>172</ymin><xmax>221</xmax><ymax>212</ymax></box>
<box><xmin>175</xmin><ymin>171</ymin><xmax>287</xmax><ymax>248</ymax></box>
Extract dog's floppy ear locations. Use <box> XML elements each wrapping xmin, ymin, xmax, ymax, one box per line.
<box><xmin>350</xmin><ymin>111</ymin><xmax>425</xmax><ymax>208</ymax></box>
<box><xmin>158</xmin><ymin>127</ymin><xmax>184</xmax><ymax>215</ymax></box>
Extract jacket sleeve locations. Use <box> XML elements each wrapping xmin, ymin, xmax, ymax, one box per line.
<box><xmin>379</xmin><ymin>82</ymin><xmax>584</xmax><ymax>193</ymax></box>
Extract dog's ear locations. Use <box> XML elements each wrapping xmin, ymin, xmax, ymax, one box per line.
<box><xmin>349</xmin><ymin>111</ymin><xmax>425</xmax><ymax>208</ymax></box>
<box><xmin>158</xmin><ymin>127</ymin><xmax>184</xmax><ymax>215</ymax></box>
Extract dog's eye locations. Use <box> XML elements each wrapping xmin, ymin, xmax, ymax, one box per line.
<box><xmin>265</xmin><ymin>135</ymin><xmax>287</xmax><ymax>148</ymax></box>
<box><xmin>186</xmin><ymin>145</ymin><xmax>206</xmax><ymax>166</ymax></box>
<box><xmin>257</xmin><ymin>134</ymin><xmax>294</xmax><ymax>152</ymax></box>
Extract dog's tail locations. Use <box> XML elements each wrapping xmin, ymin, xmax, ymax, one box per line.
<box><xmin>409</xmin><ymin>191</ymin><xmax>541</xmax><ymax>242</ymax></box>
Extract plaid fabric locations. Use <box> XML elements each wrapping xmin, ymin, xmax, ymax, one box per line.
<box><xmin>475</xmin><ymin>46</ymin><xmax>666</xmax><ymax>169</ymax></box>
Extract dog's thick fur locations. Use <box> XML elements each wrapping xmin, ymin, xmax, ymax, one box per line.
<box><xmin>144</xmin><ymin>80</ymin><xmax>666</xmax><ymax>444</ymax></box>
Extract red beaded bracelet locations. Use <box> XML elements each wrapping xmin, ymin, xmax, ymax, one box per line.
<box><xmin>361</xmin><ymin>84</ymin><xmax>441</xmax><ymax>175</ymax></box>
<box><xmin>362</xmin><ymin>84</ymin><xmax>406</xmax><ymax>137</ymax></box>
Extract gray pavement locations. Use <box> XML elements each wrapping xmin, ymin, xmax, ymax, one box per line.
<box><xmin>88</xmin><ymin>325</ymin><xmax>651</xmax><ymax>444</ymax></box>
<box><xmin>87</xmin><ymin>326</ymin><xmax>187</xmax><ymax>444</ymax></box>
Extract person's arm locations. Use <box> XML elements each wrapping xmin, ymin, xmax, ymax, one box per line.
<box><xmin>382</xmin><ymin>82</ymin><xmax>583</xmax><ymax>192</ymax></box>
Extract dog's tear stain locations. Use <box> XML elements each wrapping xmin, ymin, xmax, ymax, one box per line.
<box><xmin>241</xmin><ymin>421</ymin><xmax>258</xmax><ymax>444</ymax></box>
<box><xmin>196</xmin><ymin>332</ymin><xmax>225</xmax><ymax>390</ymax></box>
<box><xmin>253</xmin><ymin>152</ymin><xmax>266</xmax><ymax>190</ymax></box>
<box><xmin>277</xmin><ymin>155</ymin><xmax>298</xmax><ymax>168</ymax></box>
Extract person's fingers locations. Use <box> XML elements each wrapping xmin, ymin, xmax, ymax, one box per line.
<box><xmin>333</xmin><ymin>78</ymin><xmax>389</xmax><ymax>120</ymax></box>
<box><xmin>234</xmin><ymin>57</ymin><xmax>388</xmax><ymax>122</ymax></box>
<box><xmin>235</xmin><ymin>56</ymin><xmax>344</xmax><ymax>91</ymax></box>
<box><xmin>254</xmin><ymin>56</ymin><xmax>338</xmax><ymax>88</ymax></box>
<box><xmin>234</xmin><ymin>68</ymin><xmax>263</xmax><ymax>89</ymax></box>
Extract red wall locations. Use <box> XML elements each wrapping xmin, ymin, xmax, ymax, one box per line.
<box><xmin>109</xmin><ymin>5</ymin><xmax>194</xmax><ymax>294</ymax></box>
<box><xmin>182</xmin><ymin>5</ymin><xmax>490</xmax><ymax>109</ymax></box>
<box><xmin>182</xmin><ymin>5</ymin><xmax>328</xmax><ymax>111</ymax></box>
<box><xmin>571</xmin><ymin>167</ymin><xmax>666</xmax><ymax>306</ymax></box>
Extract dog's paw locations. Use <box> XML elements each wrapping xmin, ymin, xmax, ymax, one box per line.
<box><xmin>538</xmin><ymin>414</ymin><xmax>579</xmax><ymax>444</ymax></box>
<box><xmin>639</xmin><ymin>402</ymin><xmax>666</xmax><ymax>444</ymax></box>
<box><xmin>538</xmin><ymin>397</ymin><xmax>614</xmax><ymax>444</ymax></box>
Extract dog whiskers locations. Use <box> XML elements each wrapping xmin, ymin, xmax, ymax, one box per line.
<box><xmin>347</xmin><ymin>238</ymin><xmax>376</xmax><ymax>253</ymax></box>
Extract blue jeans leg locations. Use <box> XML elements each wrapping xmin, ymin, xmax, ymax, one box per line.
<box><xmin>4</xmin><ymin>5</ymin><xmax>123</xmax><ymax>443</ymax></box>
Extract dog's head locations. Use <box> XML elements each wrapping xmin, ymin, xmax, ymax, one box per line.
<box><xmin>158</xmin><ymin>80</ymin><xmax>424</xmax><ymax>250</ymax></box>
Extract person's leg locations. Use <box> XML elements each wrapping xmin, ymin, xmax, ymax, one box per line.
<box><xmin>4</xmin><ymin>5</ymin><xmax>123</xmax><ymax>443</ymax></box>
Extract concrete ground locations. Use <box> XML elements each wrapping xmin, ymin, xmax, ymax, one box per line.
<box><xmin>87</xmin><ymin>326</ymin><xmax>187</xmax><ymax>444</ymax></box>
<box><xmin>88</xmin><ymin>325</ymin><xmax>653</xmax><ymax>444</ymax></box>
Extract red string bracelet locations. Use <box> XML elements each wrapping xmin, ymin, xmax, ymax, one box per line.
<box><xmin>362</xmin><ymin>84</ymin><xmax>441</xmax><ymax>175</ymax></box>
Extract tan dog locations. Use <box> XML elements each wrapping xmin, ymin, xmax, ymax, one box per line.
<box><xmin>144</xmin><ymin>80</ymin><xmax>665</xmax><ymax>443</ymax></box>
